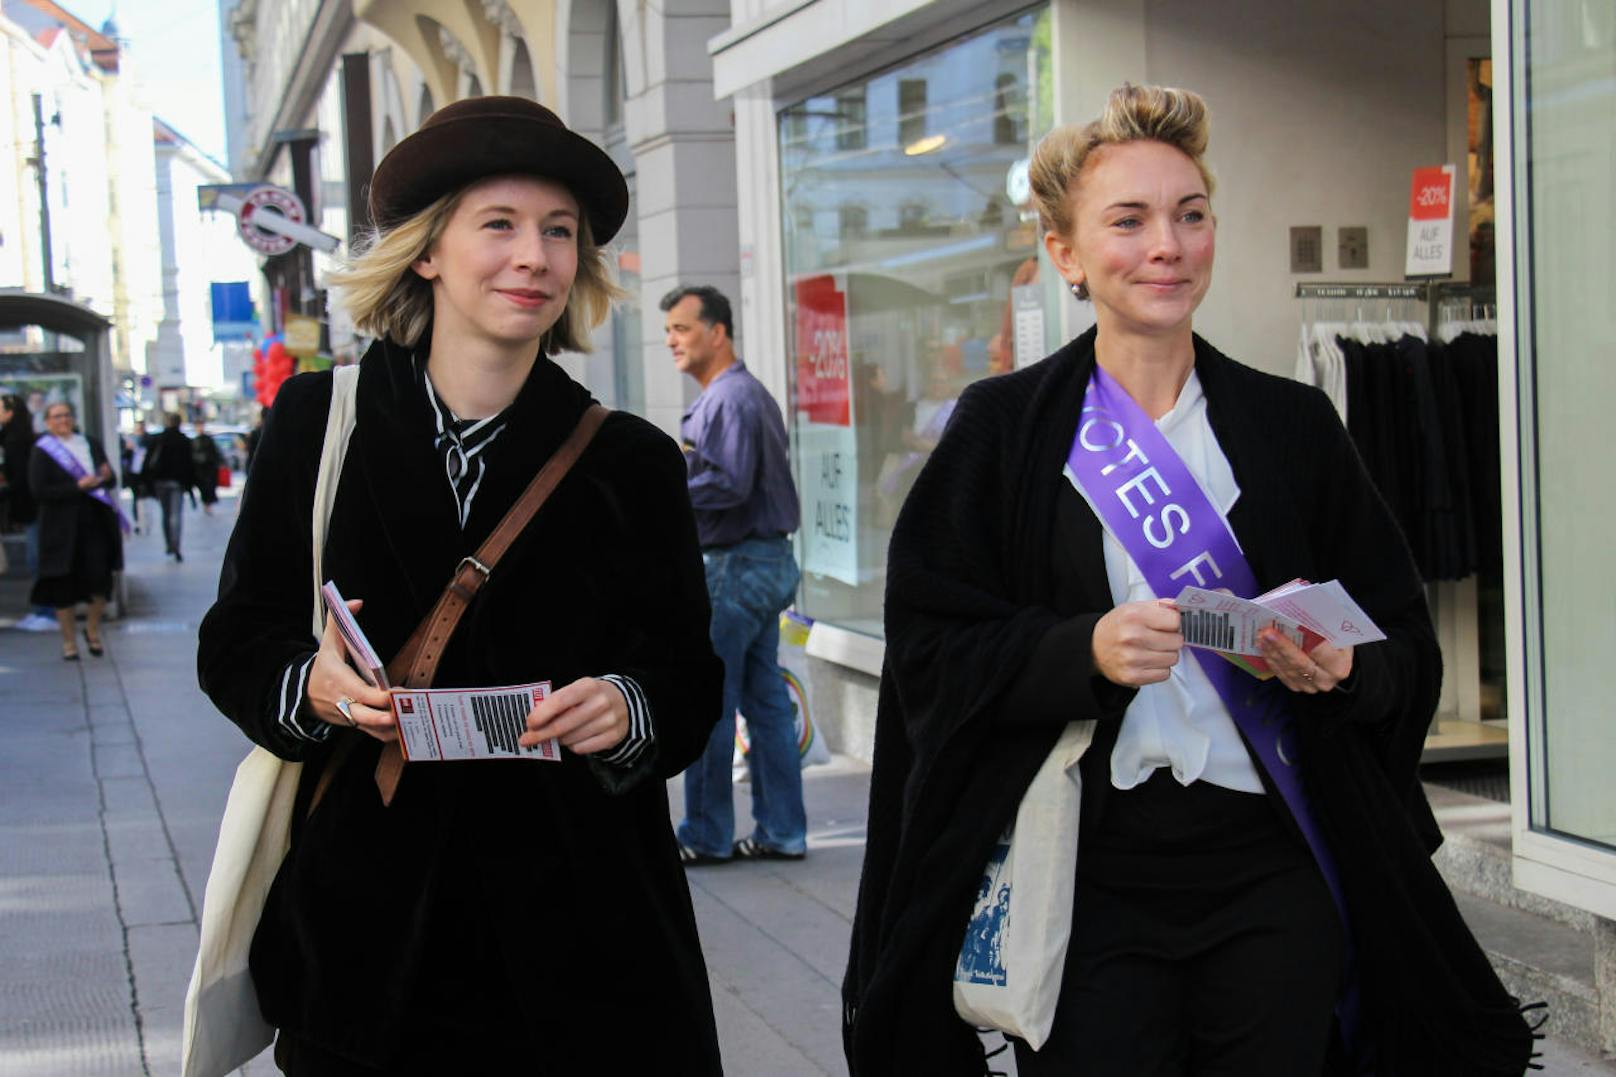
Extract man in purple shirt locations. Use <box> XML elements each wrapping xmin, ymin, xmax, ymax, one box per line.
<box><xmin>662</xmin><ymin>285</ymin><xmax>806</xmax><ymax>865</ymax></box>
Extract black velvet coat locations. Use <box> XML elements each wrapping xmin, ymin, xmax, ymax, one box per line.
<box><xmin>29</xmin><ymin>434</ymin><xmax>121</xmax><ymax>578</ymax></box>
<box><xmin>198</xmin><ymin>338</ymin><xmax>725</xmax><ymax>1071</ymax></box>
<box><xmin>843</xmin><ymin>330</ymin><xmax>1534</xmax><ymax>1076</ymax></box>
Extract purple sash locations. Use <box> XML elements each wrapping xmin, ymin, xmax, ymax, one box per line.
<box><xmin>36</xmin><ymin>434</ymin><xmax>132</xmax><ymax>534</ymax></box>
<box><xmin>1063</xmin><ymin>362</ymin><xmax>1359</xmax><ymax>1048</ymax></box>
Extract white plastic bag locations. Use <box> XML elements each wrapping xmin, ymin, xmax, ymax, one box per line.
<box><xmin>953</xmin><ymin>720</ymin><xmax>1094</xmax><ymax>1050</ymax></box>
<box><xmin>180</xmin><ymin>364</ymin><xmax>358</xmax><ymax>1077</ymax></box>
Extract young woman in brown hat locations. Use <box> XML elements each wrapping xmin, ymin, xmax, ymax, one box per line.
<box><xmin>198</xmin><ymin>97</ymin><xmax>725</xmax><ymax>1074</ymax></box>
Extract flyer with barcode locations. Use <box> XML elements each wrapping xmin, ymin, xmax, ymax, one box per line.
<box><xmin>391</xmin><ymin>682</ymin><xmax>561</xmax><ymax>763</ymax></box>
<box><xmin>1174</xmin><ymin>587</ymin><xmax>1319</xmax><ymax>657</ymax></box>
<box><xmin>1173</xmin><ymin>579</ymin><xmax>1385</xmax><ymax>680</ymax></box>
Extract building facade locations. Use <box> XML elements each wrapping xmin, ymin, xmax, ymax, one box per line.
<box><xmin>1</xmin><ymin>1</ymin><xmax>163</xmax><ymax>380</ymax></box>
<box><xmin>149</xmin><ymin>120</ymin><xmax>261</xmax><ymax>412</ymax></box>
<box><xmin>218</xmin><ymin>0</ymin><xmax>736</xmax><ymax>434</ymax></box>
<box><xmin>2</xmin><ymin>0</ymin><xmax>247</xmax><ymax>422</ymax></box>
<box><xmin>710</xmin><ymin>0</ymin><xmax>1615</xmax><ymax>1046</ymax></box>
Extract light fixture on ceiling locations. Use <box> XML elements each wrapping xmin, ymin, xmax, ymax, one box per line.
<box><xmin>903</xmin><ymin>134</ymin><xmax>947</xmax><ymax>156</ymax></box>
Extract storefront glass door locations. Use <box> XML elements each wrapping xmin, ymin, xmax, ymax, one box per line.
<box><xmin>1509</xmin><ymin>0</ymin><xmax>1616</xmax><ymax>868</ymax></box>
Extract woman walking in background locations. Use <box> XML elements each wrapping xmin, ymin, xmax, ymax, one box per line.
<box><xmin>28</xmin><ymin>401</ymin><xmax>124</xmax><ymax>660</ymax></box>
<box><xmin>1</xmin><ymin>393</ymin><xmax>37</xmax><ymax>534</ymax></box>
<box><xmin>191</xmin><ymin>419</ymin><xmax>222</xmax><ymax>515</ymax></box>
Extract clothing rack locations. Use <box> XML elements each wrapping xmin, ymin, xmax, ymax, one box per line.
<box><xmin>1294</xmin><ymin>281</ymin><xmax>1503</xmax><ymax>751</ymax></box>
<box><xmin>1294</xmin><ymin>282</ymin><xmax>1429</xmax><ymax>301</ymax></box>
<box><xmin>1294</xmin><ymin>281</ymin><xmax>1496</xmax><ymax>336</ymax></box>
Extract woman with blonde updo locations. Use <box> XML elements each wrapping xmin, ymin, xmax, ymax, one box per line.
<box><xmin>843</xmin><ymin>84</ymin><xmax>1534</xmax><ymax>1076</ymax></box>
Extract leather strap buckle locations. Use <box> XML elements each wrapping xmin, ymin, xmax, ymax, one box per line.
<box><xmin>449</xmin><ymin>555</ymin><xmax>491</xmax><ymax>601</ymax></box>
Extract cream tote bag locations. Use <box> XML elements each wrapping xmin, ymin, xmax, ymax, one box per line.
<box><xmin>953</xmin><ymin>719</ymin><xmax>1094</xmax><ymax>1050</ymax></box>
<box><xmin>180</xmin><ymin>365</ymin><xmax>359</xmax><ymax>1077</ymax></box>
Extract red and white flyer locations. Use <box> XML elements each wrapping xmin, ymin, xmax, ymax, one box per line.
<box><xmin>1173</xmin><ymin>579</ymin><xmax>1386</xmax><ymax>680</ymax></box>
<box><xmin>391</xmin><ymin>681</ymin><xmax>561</xmax><ymax>763</ymax></box>
<box><xmin>322</xmin><ymin>580</ymin><xmax>389</xmax><ymax>688</ymax></box>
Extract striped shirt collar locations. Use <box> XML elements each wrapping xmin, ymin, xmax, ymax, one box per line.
<box><xmin>414</xmin><ymin>352</ymin><xmax>512</xmax><ymax>528</ymax></box>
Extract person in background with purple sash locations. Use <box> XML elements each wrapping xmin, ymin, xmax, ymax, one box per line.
<box><xmin>843</xmin><ymin>84</ymin><xmax>1536</xmax><ymax>1077</ymax></box>
<box><xmin>28</xmin><ymin>401</ymin><xmax>123</xmax><ymax>660</ymax></box>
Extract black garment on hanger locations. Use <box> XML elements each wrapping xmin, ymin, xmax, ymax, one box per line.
<box><xmin>1339</xmin><ymin>335</ymin><xmax>1481</xmax><ymax>582</ymax></box>
<box><xmin>1447</xmin><ymin>332</ymin><xmax>1502</xmax><ymax>574</ymax></box>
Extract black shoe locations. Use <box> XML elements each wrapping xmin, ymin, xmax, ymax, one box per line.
<box><xmin>83</xmin><ymin>629</ymin><xmax>104</xmax><ymax>657</ymax></box>
<box><xmin>173</xmin><ymin>551</ymin><xmax>183</xmax><ymax>563</ymax></box>
<box><xmin>678</xmin><ymin>843</ymin><xmax>731</xmax><ymax>867</ymax></box>
<box><xmin>732</xmin><ymin>837</ymin><xmax>806</xmax><ymax>862</ymax></box>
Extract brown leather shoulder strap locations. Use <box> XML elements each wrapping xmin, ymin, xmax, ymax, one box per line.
<box><xmin>373</xmin><ymin>404</ymin><xmax>610</xmax><ymax>804</ymax></box>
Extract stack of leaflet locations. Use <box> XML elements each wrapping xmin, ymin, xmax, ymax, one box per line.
<box><xmin>1174</xmin><ymin>579</ymin><xmax>1386</xmax><ymax>680</ymax></box>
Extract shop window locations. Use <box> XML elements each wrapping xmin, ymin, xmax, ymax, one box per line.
<box><xmin>839</xmin><ymin>204</ymin><xmax>869</xmax><ymax>240</ymax></box>
<box><xmin>1513</xmin><ymin>0</ymin><xmax>1616</xmax><ymax>850</ymax></box>
<box><xmin>897</xmin><ymin>79</ymin><xmax>928</xmax><ymax>149</ymax></box>
<box><xmin>835</xmin><ymin>91</ymin><xmax>867</xmax><ymax>151</ymax></box>
<box><xmin>994</xmin><ymin>73</ymin><xmax>1024</xmax><ymax>145</ymax></box>
<box><xmin>778</xmin><ymin>8</ymin><xmax>1055</xmax><ymax>637</ymax></box>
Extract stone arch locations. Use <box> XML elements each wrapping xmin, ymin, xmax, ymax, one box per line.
<box><xmin>377</xmin><ymin>57</ymin><xmax>408</xmax><ymax>150</ymax></box>
<box><xmin>558</xmin><ymin>0</ymin><xmax>614</xmax><ymax>137</ymax></box>
<box><xmin>507</xmin><ymin>36</ymin><xmax>538</xmax><ymax>100</ymax></box>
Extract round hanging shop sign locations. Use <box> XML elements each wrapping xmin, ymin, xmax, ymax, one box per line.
<box><xmin>236</xmin><ymin>185</ymin><xmax>307</xmax><ymax>256</ymax></box>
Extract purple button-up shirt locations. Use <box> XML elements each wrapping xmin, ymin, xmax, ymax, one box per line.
<box><xmin>681</xmin><ymin>360</ymin><xmax>800</xmax><ymax>549</ymax></box>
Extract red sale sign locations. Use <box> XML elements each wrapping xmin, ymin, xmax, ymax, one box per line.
<box><xmin>1409</xmin><ymin>166</ymin><xmax>1454</xmax><ymax>221</ymax></box>
<box><xmin>794</xmin><ymin>274</ymin><xmax>852</xmax><ymax>427</ymax></box>
<box><xmin>1405</xmin><ymin>163</ymin><xmax>1457</xmax><ymax>276</ymax></box>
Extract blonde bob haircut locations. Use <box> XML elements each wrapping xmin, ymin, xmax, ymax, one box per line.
<box><xmin>330</xmin><ymin>182</ymin><xmax>624</xmax><ymax>354</ymax></box>
<box><xmin>1030</xmin><ymin>83</ymin><xmax>1215</xmax><ymax>299</ymax></box>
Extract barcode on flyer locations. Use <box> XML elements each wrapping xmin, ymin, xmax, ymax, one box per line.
<box><xmin>1181</xmin><ymin>608</ymin><xmax>1235</xmax><ymax>651</ymax></box>
<box><xmin>470</xmin><ymin>690</ymin><xmax>543</xmax><ymax>756</ymax></box>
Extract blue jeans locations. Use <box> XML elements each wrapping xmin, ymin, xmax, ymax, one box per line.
<box><xmin>678</xmin><ymin>536</ymin><xmax>805</xmax><ymax>858</ymax></box>
<box><xmin>154</xmin><ymin>481</ymin><xmax>185</xmax><ymax>555</ymax></box>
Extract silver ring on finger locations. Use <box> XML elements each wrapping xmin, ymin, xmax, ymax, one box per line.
<box><xmin>336</xmin><ymin>696</ymin><xmax>358</xmax><ymax>727</ymax></box>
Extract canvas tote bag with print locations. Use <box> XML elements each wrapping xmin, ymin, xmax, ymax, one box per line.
<box><xmin>180</xmin><ymin>364</ymin><xmax>359</xmax><ymax>1077</ymax></box>
<box><xmin>953</xmin><ymin>719</ymin><xmax>1094</xmax><ymax>1050</ymax></box>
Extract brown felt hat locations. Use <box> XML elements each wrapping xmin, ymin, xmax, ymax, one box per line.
<box><xmin>367</xmin><ymin>96</ymin><xmax>630</xmax><ymax>242</ymax></box>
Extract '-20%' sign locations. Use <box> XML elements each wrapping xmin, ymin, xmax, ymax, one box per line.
<box><xmin>1404</xmin><ymin>164</ymin><xmax>1456</xmax><ymax>277</ymax></box>
<box><xmin>794</xmin><ymin>274</ymin><xmax>858</xmax><ymax>587</ymax></box>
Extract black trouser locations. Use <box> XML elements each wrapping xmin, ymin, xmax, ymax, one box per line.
<box><xmin>1014</xmin><ymin>770</ymin><xmax>1343</xmax><ymax>1077</ymax></box>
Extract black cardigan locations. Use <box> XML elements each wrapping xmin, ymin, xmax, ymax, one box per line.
<box><xmin>197</xmin><ymin>339</ymin><xmax>725</xmax><ymax>1071</ymax></box>
<box><xmin>29</xmin><ymin>434</ymin><xmax>121</xmax><ymax>579</ymax></box>
<box><xmin>843</xmin><ymin>329</ymin><xmax>1534</xmax><ymax>1076</ymax></box>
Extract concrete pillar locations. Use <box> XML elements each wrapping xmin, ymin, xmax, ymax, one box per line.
<box><xmin>1598</xmin><ymin>914</ymin><xmax>1616</xmax><ymax>1054</ymax></box>
<box><xmin>618</xmin><ymin>0</ymin><xmax>737</xmax><ymax>436</ymax></box>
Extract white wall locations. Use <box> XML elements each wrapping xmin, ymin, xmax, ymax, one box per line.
<box><xmin>162</xmin><ymin>143</ymin><xmax>259</xmax><ymax>392</ymax></box>
<box><xmin>1139</xmin><ymin>0</ymin><xmax>1449</xmax><ymax>375</ymax></box>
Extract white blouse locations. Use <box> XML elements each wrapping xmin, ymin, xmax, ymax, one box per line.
<box><xmin>1092</xmin><ymin>371</ymin><xmax>1265</xmax><ymax>795</ymax></box>
<box><xmin>59</xmin><ymin>433</ymin><xmax>95</xmax><ymax>476</ymax></box>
